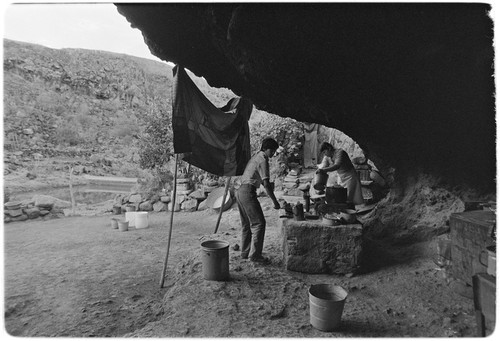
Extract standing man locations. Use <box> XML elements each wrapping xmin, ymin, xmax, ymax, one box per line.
<box><xmin>236</xmin><ymin>137</ymin><xmax>281</xmax><ymax>264</ymax></box>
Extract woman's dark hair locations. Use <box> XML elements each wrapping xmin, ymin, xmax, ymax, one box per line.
<box><xmin>319</xmin><ymin>142</ymin><xmax>334</xmax><ymax>153</ymax></box>
<box><xmin>261</xmin><ymin>137</ymin><xmax>279</xmax><ymax>151</ymax></box>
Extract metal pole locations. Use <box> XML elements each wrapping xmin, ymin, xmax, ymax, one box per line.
<box><xmin>159</xmin><ymin>154</ymin><xmax>179</xmax><ymax>288</ymax></box>
<box><xmin>213</xmin><ymin>176</ymin><xmax>231</xmax><ymax>234</ymax></box>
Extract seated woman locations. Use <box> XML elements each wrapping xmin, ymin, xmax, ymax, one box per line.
<box><xmin>316</xmin><ymin>142</ymin><xmax>364</xmax><ymax>206</ymax></box>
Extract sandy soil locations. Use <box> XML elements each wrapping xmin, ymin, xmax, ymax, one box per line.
<box><xmin>3</xmin><ymin>197</ymin><xmax>478</xmax><ymax>337</ymax></box>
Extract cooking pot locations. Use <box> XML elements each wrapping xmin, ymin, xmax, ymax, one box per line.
<box><xmin>313</xmin><ymin>171</ymin><xmax>328</xmax><ymax>191</ymax></box>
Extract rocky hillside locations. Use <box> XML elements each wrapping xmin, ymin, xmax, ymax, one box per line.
<box><xmin>2</xmin><ymin>38</ymin><xmax>363</xmax><ymax>199</ymax></box>
<box><xmin>3</xmin><ymin>39</ymin><xmax>238</xmax><ymax>193</ymax></box>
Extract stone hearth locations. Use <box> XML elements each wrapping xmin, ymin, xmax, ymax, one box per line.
<box><xmin>281</xmin><ymin>218</ymin><xmax>362</xmax><ymax>274</ymax></box>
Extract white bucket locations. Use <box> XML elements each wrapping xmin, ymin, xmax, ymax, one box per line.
<box><xmin>135</xmin><ymin>212</ymin><xmax>149</xmax><ymax>229</ymax></box>
<box><xmin>125</xmin><ymin>212</ymin><xmax>136</xmax><ymax>227</ymax></box>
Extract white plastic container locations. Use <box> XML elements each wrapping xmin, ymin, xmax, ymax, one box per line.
<box><xmin>125</xmin><ymin>212</ymin><xmax>136</xmax><ymax>227</ymax></box>
<box><xmin>135</xmin><ymin>212</ymin><xmax>149</xmax><ymax>229</ymax></box>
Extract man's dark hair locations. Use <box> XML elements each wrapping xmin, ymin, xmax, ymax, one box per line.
<box><xmin>319</xmin><ymin>142</ymin><xmax>334</xmax><ymax>153</ymax></box>
<box><xmin>261</xmin><ymin>137</ymin><xmax>279</xmax><ymax>151</ymax></box>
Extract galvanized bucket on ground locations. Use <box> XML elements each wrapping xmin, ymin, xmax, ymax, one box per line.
<box><xmin>201</xmin><ymin>240</ymin><xmax>229</xmax><ymax>281</ymax></box>
<box><xmin>309</xmin><ymin>284</ymin><xmax>348</xmax><ymax>331</ymax></box>
<box><xmin>118</xmin><ymin>220</ymin><xmax>129</xmax><ymax>232</ymax></box>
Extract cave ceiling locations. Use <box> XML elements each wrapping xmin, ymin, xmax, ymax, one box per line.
<box><xmin>116</xmin><ymin>3</ymin><xmax>495</xmax><ymax>190</ymax></box>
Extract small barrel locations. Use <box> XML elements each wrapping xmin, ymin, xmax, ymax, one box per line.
<box><xmin>201</xmin><ymin>240</ymin><xmax>229</xmax><ymax>281</ymax></box>
<box><xmin>309</xmin><ymin>284</ymin><xmax>348</xmax><ymax>331</ymax></box>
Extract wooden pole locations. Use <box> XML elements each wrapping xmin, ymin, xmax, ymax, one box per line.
<box><xmin>214</xmin><ymin>176</ymin><xmax>231</xmax><ymax>234</ymax></box>
<box><xmin>159</xmin><ymin>154</ymin><xmax>179</xmax><ymax>288</ymax></box>
<box><xmin>69</xmin><ymin>166</ymin><xmax>76</xmax><ymax>215</ymax></box>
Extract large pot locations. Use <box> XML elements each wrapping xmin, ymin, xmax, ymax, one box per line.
<box><xmin>313</xmin><ymin>171</ymin><xmax>328</xmax><ymax>191</ymax></box>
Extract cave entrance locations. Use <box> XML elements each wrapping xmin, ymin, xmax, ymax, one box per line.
<box><xmin>276</xmin><ymin>122</ymin><xmax>387</xmax><ymax>207</ymax></box>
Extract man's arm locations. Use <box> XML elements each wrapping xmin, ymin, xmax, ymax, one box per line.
<box><xmin>263</xmin><ymin>178</ymin><xmax>280</xmax><ymax>209</ymax></box>
<box><xmin>317</xmin><ymin>155</ymin><xmax>340</xmax><ymax>173</ymax></box>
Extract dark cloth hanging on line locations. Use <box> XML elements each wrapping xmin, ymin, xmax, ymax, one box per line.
<box><xmin>172</xmin><ymin>65</ymin><xmax>252</xmax><ymax>176</ymax></box>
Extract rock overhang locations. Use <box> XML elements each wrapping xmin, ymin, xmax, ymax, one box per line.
<box><xmin>116</xmin><ymin>3</ymin><xmax>495</xmax><ymax>191</ymax></box>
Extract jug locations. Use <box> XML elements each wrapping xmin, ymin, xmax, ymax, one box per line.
<box><xmin>293</xmin><ymin>202</ymin><xmax>305</xmax><ymax>221</ymax></box>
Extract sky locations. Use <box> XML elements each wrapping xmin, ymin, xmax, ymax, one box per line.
<box><xmin>2</xmin><ymin>1</ymin><xmax>163</xmax><ymax>62</ymax></box>
<box><xmin>2</xmin><ymin>1</ymin><xmax>498</xmax><ymax>63</ymax></box>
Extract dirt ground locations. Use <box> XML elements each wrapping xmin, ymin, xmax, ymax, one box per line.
<box><xmin>3</xmin><ymin>196</ymin><xmax>479</xmax><ymax>337</ymax></box>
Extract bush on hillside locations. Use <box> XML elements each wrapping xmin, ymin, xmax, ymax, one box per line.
<box><xmin>138</xmin><ymin>108</ymin><xmax>173</xmax><ymax>170</ymax></box>
<box><xmin>54</xmin><ymin>124</ymin><xmax>82</xmax><ymax>146</ymax></box>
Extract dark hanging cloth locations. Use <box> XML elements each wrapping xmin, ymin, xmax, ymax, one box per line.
<box><xmin>172</xmin><ymin>65</ymin><xmax>252</xmax><ymax>176</ymax></box>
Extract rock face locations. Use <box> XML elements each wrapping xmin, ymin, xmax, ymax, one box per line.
<box><xmin>116</xmin><ymin>3</ymin><xmax>495</xmax><ymax>191</ymax></box>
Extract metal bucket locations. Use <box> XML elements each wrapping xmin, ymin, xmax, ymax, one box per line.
<box><xmin>309</xmin><ymin>284</ymin><xmax>348</xmax><ymax>331</ymax></box>
<box><xmin>118</xmin><ymin>220</ymin><xmax>129</xmax><ymax>232</ymax></box>
<box><xmin>201</xmin><ymin>240</ymin><xmax>229</xmax><ymax>281</ymax></box>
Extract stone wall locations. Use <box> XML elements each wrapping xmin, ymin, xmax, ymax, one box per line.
<box><xmin>4</xmin><ymin>194</ymin><xmax>69</xmax><ymax>223</ymax></box>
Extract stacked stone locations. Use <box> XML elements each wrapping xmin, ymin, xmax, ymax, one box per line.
<box><xmin>201</xmin><ymin>178</ymin><xmax>219</xmax><ymax>195</ymax></box>
<box><xmin>283</xmin><ymin>167</ymin><xmax>317</xmax><ymax>198</ymax></box>
<box><xmin>115</xmin><ymin>187</ymin><xmax>209</xmax><ymax>214</ymax></box>
<box><xmin>4</xmin><ymin>197</ymin><xmax>56</xmax><ymax>223</ymax></box>
<box><xmin>283</xmin><ymin>168</ymin><xmax>301</xmax><ymax>190</ymax></box>
<box><xmin>114</xmin><ymin>193</ymin><xmax>167</xmax><ymax>213</ymax></box>
<box><xmin>352</xmin><ymin>156</ymin><xmax>373</xmax><ymax>204</ymax></box>
<box><xmin>172</xmin><ymin>178</ymin><xmax>196</xmax><ymax>211</ymax></box>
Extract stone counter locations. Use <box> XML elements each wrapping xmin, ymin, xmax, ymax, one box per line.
<box><xmin>281</xmin><ymin>218</ymin><xmax>363</xmax><ymax>274</ymax></box>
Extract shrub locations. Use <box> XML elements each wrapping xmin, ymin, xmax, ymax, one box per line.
<box><xmin>138</xmin><ymin>108</ymin><xmax>173</xmax><ymax>170</ymax></box>
<box><xmin>54</xmin><ymin>124</ymin><xmax>82</xmax><ymax>146</ymax></box>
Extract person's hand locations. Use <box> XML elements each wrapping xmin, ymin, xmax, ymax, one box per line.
<box><xmin>316</xmin><ymin>168</ymin><xmax>325</xmax><ymax>174</ymax></box>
